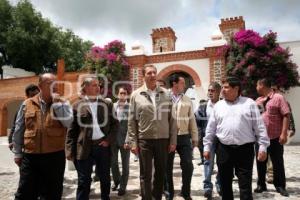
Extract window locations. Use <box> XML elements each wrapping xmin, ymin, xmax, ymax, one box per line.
<box><xmin>132</xmin><ymin>67</ymin><xmax>139</xmax><ymax>89</ymax></box>
<box><xmin>213</xmin><ymin>60</ymin><xmax>222</xmax><ymax>84</ymax></box>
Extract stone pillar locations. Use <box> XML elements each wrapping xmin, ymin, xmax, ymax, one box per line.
<box><xmin>57</xmin><ymin>59</ymin><xmax>65</xmax><ymax>95</ymax></box>
<box><xmin>0</xmin><ymin>106</ymin><xmax>8</xmax><ymax>136</ymax></box>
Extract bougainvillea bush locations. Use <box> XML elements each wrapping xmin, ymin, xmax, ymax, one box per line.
<box><xmin>224</xmin><ymin>29</ymin><xmax>300</xmax><ymax>99</ymax></box>
<box><xmin>85</xmin><ymin>40</ymin><xmax>130</xmax><ymax>98</ymax></box>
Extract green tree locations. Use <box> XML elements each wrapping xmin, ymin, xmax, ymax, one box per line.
<box><xmin>0</xmin><ymin>0</ymin><xmax>13</xmax><ymax>43</ymax></box>
<box><xmin>1</xmin><ymin>0</ymin><xmax>92</xmax><ymax>74</ymax></box>
<box><xmin>0</xmin><ymin>0</ymin><xmax>13</xmax><ymax>66</ymax></box>
<box><xmin>57</xmin><ymin>29</ymin><xmax>93</xmax><ymax>72</ymax></box>
<box><xmin>5</xmin><ymin>0</ymin><xmax>60</xmax><ymax>73</ymax></box>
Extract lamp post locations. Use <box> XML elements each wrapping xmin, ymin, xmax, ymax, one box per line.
<box><xmin>0</xmin><ymin>52</ymin><xmax>3</xmax><ymax>79</ymax></box>
<box><xmin>0</xmin><ymin>45</ymin><xmax>9</xmax><ymax>79</ymax></box>
<box><xmin>42</xmin><ymin>61</ymin><xmax>57</xmax><ymax>73</ymax></box>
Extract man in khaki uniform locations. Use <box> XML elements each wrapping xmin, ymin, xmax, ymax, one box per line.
<box><xmin>13</xmin><ymin>73</ymin><xmax>73</xmax><ymax>200</ymax></box>
<box><xmin>165</xmin><ymin>74</ymin><xmax>198</xmax><ymax>200</ymax></box>
<box><xmin>127</xmin><ymin>65</ymin><xmax>177</xmax><ymax>200</ymax></box>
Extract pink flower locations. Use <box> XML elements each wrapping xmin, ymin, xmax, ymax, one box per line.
<box><xmin>91</xmin><ymin>46</ymin><xmax>105</xmax><ymax>59</ymax></box>
<box><xmin>245</xmin><ymin>50</ymin><xmax>256</xmax><ymax>59</ymax></box>
<box><xmin>264</xmin><ymin>31</ymin><xmax>277</xmax><ymax>43</ymax></box>
<box><xmin>234</xmin><ymin>30</ymin><xmax>266</xmax><ymax>48</ymax></box>
<box><xmin>247</xmin><ymin>64</ymin><xmax>256</xmax><ymax>74</ymax></box>
<box><xmin>217</xmin><ymin>45</ymin><xmax>230</xmax><ymax>56</ymax></box>
<box><xmin>106</xmin><ymin>53</ymin><xmax>117</xmax><ymax>62</ymax></box>
<box><xmin>275</xmin><ymin>46</ymin><xmax>286</xmax><ymax>54</ymax></box>
<box><xmin>105</xmin><ymin>40</ymin><xmax>125</xmax><ymax>53</ymax></box>
<box><xmin>121</xmin><ymin>59</ymin><xmax>129</xmax><ymax>67</ymax></box>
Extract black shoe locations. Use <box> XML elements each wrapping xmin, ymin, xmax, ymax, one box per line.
<box><xmin>111</xmin><ymin>183</ymin><xmax>119</xmax><ymax>191</ymax></box>
<box><xmin>276</xmin><ymin>187</ymin><xmax>289</xmax><ymax>197</ymax></box>
<box><xmin>216</xmin><ymin>183</ymin><xmax>222</xmax><ymax>196</ymax></box>
<box><xmin>204</xmin><ymin>190</ymin><xmax>212</xmax><ymax>198</ymax></box>
<box><xmin>93</xmin><ymin>175</ymin><xmax>100</xmax><ymax>182</ymax></box>
<box><xmin>118</xmin><ymin>188</ymin><xmax>126</xmax><ymax>196</ymax></box>
<box><xmin>198</xmin><ymin>161</ymin><xmax>204</xmax><ymax>166</ymax></box>
<box><xmin>180</xmin><ymin>193</ymin><xmax>192</xmax><ymax>200</ymax></box>
<box><xmin>254</xmin><ymin>185</ymin><xmax>267</xmax><ymax>193</ymax></box>
<box><xmin>164</xmin><ymin>191</ymin><xmax>173</xmax><ymax>200</ymax></box>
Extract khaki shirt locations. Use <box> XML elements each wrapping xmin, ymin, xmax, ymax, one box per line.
<box><xmin>175</xmin><ymin>95</ymin><xmax>198</xmax><ymax>143</ymax></box>
<box><xmin>127</xmin><ymin>85</ymin><xmax>177</xmax><ymax>148</ymax></box>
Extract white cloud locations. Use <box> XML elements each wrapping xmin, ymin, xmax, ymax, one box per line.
<box><xmin>9</xmin><ymin>0</ymin><xmax>300</xmax><ymax>53</ymax></box>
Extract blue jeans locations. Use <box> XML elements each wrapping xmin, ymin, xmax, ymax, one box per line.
<box><xmin>203</xmin><ymin>141</ymin><xmax>220</xmax><ymax>192</ymax></box>
<box><xmin>74</xmin><ymin>144</ymin><xmax>111</xmax><ymax>200</ymax></box>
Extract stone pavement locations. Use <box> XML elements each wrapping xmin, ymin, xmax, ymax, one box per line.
<box><xmin>0</xmin><ymin>136</ymin><xmax>300</xmax><ymax>199</ymax></box>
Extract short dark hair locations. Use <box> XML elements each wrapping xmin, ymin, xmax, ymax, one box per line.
<box><xmin>25</xmin><ymin>84</ymin><xmax>39</xmax><ymax>96</ymax></box>
<box><xmin>199</xmin><ymin>99</ymin><xmax>207</xmax><ymax>104</ymax></box>
<box><xmin>117</xmin><ymin>85</ymin><xmax>130</xmax><ymax>94</ymax></box>
<box><xmin>142</xmin><ymin>65</ymin><xmax>156</xmax><ymax>76</ymax></box>
<box><xmin>209</xmin><ymin>81</ymin><xmax>221</xmax><ymax>91</ymax></box>
<box><xmin>258</xmin><ymin>78</ymin><xmax>272</xmax><ymax>88</ymax></box>
<box><xmin>169</xmin><ymin>74</ymin><xmax>183</xmax><ymax>87</ymax></box>
<box><xmin>222</xmin><ymin>76</ymin><xmax>242</xmax><ymax>94</ymax></box>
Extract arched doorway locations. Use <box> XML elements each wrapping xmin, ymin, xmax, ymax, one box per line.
<box><xmin>157</xmin><ymin>64</ymin><xmax>203</xmax><ymax>111</ymax></box>
<box><xmin>0</xmin><ymin>98</ymin><xmax>24</xmax><ymax>136</ymax></box>
<box><xmin>6</xmin><ymin>100</ymin><xmax>23</xmax><ymax>130</ymax></box>
<box><xmin>157</xmin><ymin>64</ymin><xmax>201</xmax><ymax>88</ymax></box>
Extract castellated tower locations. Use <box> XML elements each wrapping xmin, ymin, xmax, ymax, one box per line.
<box><xmin>151</xmin><ymin>27</ymin><xmax>177</xmax><ymax>53</ymax></box>
<box><xmin>219</xmin><ymin>16</ymin><xmax>245</xmax><ymax>42</ymax></box>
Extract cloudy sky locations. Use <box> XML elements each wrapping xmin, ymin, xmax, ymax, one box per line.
<box><xmin>9</xmin><ymin>0</ymin><xmax>300</xmax><ymax>54</ymax></box>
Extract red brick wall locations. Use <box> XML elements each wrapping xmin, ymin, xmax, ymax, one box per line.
<box><xmin>0</xmin><ymin>72</ymin><xmax>84</xmax><ymax>136</ymax></box>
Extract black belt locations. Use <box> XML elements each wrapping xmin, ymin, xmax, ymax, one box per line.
<box><xmin>91</xmin><ymin>138</ymin><xmax>105</xmax><ymax>145</ymax></box>
<box><xmin>227</xmin><ymin>142</ymin><xmax>255</xmax><ymax>149</ymax></box>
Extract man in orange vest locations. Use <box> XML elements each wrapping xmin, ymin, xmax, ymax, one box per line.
<box><xmin>13</xmin><ymin>73</ymin><xmax>73</xmax><ymax>200</ymax></box>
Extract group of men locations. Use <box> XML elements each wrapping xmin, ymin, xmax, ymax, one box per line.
<box><xmin>9</xmin><ymin>64</ymin><xmax>293</xmax><ymax>200</ymax></box>
<box><xmin>198</xmin><ymin>77</ymin><xmax>292</xmax><ymax>200</ymax></box>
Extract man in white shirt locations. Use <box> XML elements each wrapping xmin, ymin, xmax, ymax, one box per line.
<box><xmin>66</xmin><ymin>76</ymin><xmax>118</xmax><ymax>200</ymax></box>
<box><xmin>203</xmin><ymin>77</ymin><xmax>269</xmax><ymax>200</ymax></box>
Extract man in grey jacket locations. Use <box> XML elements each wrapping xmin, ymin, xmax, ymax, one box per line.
<box><xmin>127</xmin><ymin>65</ymin><xmax>177</xmax><ymax>200</ymax></box>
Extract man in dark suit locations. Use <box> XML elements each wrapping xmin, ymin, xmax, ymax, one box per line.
<box><xmin>195</xmin><ymin>99</ymin><xmax>208</xmax><ymax>165</ymax></box>
<box><xmin>111</xmin><ymin>86</ymin><xmax>130</xmax><ymax>196</ymax></box>
<box><xmin>65</xmin><ymin>76</ymin><xmax>118</xmax><ymax>200</ymax></box>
